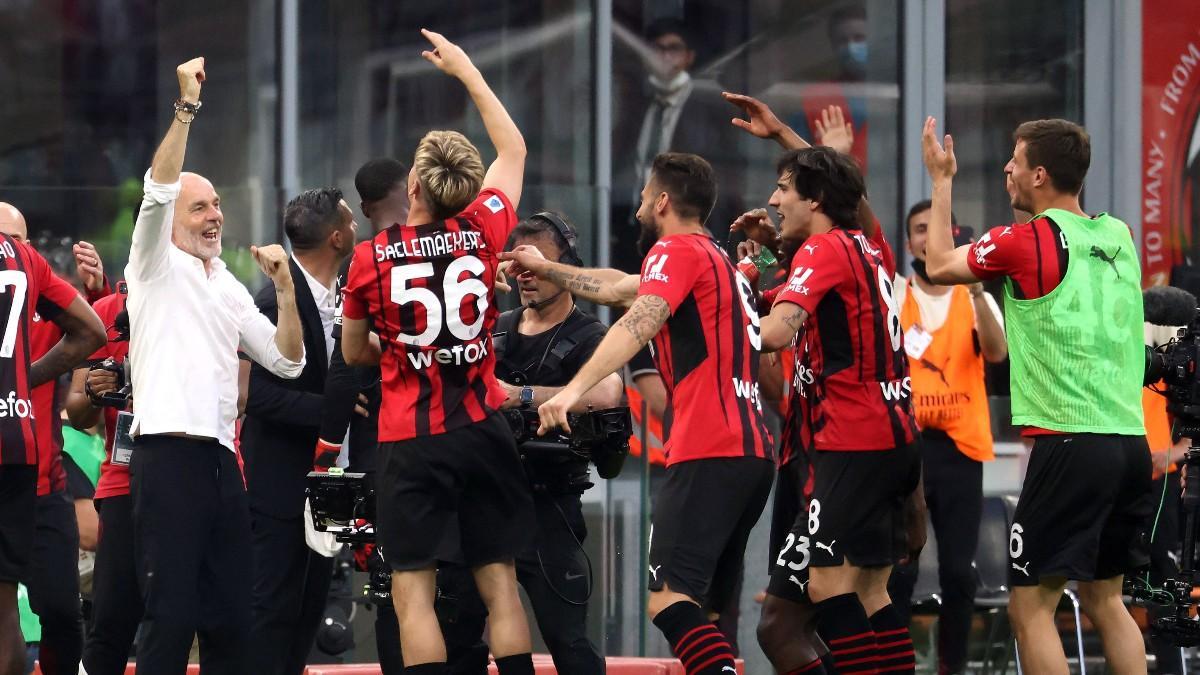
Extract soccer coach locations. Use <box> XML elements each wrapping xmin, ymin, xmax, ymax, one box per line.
<box><xmin>125</xmin><ymin>58</ymin><xmax>306</xmax><ymax>673</ymax></box>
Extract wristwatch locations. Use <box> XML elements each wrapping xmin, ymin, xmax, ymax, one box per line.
<box><xmin>519</xmin><ymin>386</ymin><xmax>535</xmax><ymax>407</ymax></box>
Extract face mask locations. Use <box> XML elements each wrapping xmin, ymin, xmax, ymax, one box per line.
<box><xmin>648</xmin><ymin>70</ymin><xmax>691</xmax><ymax>97</ymax></box>
<box><xmin>838</xmin><ymin>40</ymin><xmax>868</xmax><ymax>78</ymax></box>
<box><xmin>911</xmin><ymin>258</ymin><xmax>932</xmax><ymax>284</ymax></box>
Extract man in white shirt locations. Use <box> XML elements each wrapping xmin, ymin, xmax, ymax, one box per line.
<box><xmin>890</xmin><ymin>200</ymin><xmax>1006</xmax><ymax>675</ymax></box>
<box><xmin>241</xmin><ymin>188</ymin><xmax>358</xmax><ymax>675</ymax></box>
<box><xmin>124</xmin><ymin>57</ymin><xmax>305</xmax><ymax>674</ymax></box>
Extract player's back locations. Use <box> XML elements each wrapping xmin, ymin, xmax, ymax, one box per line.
<box><xmin>639</xmin><ymin>233</ymin><xmax>773</xmax><ymax>465</ymax></box>
<box><xmin>341</xmin><ymin>188</ymin><xmax>517</xmax><ymax>441</ymax></box>
<box><xmin>0</xmin><ymin>236</ymin><xmax>78</xmax><ymax>465</ymax></box>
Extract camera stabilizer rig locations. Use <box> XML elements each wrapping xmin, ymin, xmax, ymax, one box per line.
<box><xmin>305</xmin><ymin>406</ymin><xmax>632</xmax><ymax>604</ymax></box>
<box><xmin>1132</xmin><ymin>303</ymin><xmax>1200</xmax><ymax>645</ymax></box>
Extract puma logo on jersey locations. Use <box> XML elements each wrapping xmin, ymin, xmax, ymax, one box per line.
<box><xmin>722</xmin><ymin>667</ymin><xmax>737</xmax><ymax>673</ymax></box>
<box><xmin>1090</xmin><ymin>245</ymin><xmax>1121</xmax><ymax>278</ymax></box>
<box><xmin>789</xmin><ymin>575</ymin><xmax>808</xmax><ymax>593</ymax></box>
<box><xmin>1011</xmin><ymin>561</ymin><xmax>1030</xmax><ymax>576</ymax></box>
<box><xmin>804</xmin><ymin>243</ymin><xmax>818</xmax><ymax>255</ymax></box>
<box><xmin>815</xmin><ymin>540</ymin><xmax>836</xmax><ymax>556</ymax></box>
<box><xmin>649</xmin><ymin>565</ymin><xmax>662</xmax><ymax>581</ymax></box>
<box><xmin>919</xmin><ymin>357</ymin><xmax>949</xmax><ymax>387</ymax></box>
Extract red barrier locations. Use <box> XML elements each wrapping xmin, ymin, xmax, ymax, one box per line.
<box><xmin>104</xmin><ymin>657</ymin><xmax>743</xmax><ymax>674</ymax></box>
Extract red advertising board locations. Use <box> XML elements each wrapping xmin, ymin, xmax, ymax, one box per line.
<box><xmin>1142</xmin><ymin>7</ymin><xmax>1200</xmax><ymax>286</ymax></box>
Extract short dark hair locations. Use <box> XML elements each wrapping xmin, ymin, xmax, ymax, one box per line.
<box><xmin>505</xmin><ymin>212</ymin><xmax>575</xmax><ymax>254</ymax></box>
<box><xmin>645</xmin><ymin>17</ymin><xmax>693</xmax><ymax>49</ymax></box>
<box><xmin>649</xmin><ymin>152</ymin><xmax>717</xmax><ymax>223</ymax></box>
<box><xmin>1013</xmin><ymin>119</ymin><xmax>1091</xmax><ymax>195</ymax></box>
<box><xmin>354</xmin><ymin>158</ymin><xmax>410</xmax><ymax>204</ymax></box>
<box><xmin>283</xmin><ymin>188</ymin><xmax>345</xmax><ymax>251</ymax></box>
<box><xmin>904</xmin><ymin>199</ymin><xmax>957</xmax><ymax>237</ymax></box>
<box><xmin>828</xmin><ymin>4</ymin><xmax>866</xmax><ymax>38</ymax></box>
<box><xmin>775</xmin><ymin>147</ymin><xmax>864</xmax><ymax>228</ymax></box>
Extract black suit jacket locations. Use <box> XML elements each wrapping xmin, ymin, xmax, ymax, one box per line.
<box><xmin>241</xmin><ymin>258</ymin><xmax>330</xmax><ymax>519</ymax></box>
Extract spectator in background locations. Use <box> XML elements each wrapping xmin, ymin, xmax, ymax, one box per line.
<box><xmin>888</xmin><ymin>201</ymin><xmax>1007</xmax><ymax>675</ymax></box>
<box><xmin>789</xmin><ymin>4</ymin><xmax>870</xmax><ymax>170</ymax></box>
<box><xmin>611</xmin><ymin>18</ymin><xmax>744</xmax><ymax>272</ymax></box>
<box><xmin>242</xmin><ymin>188</ymin><xmax>358</xmax><ymax>675</ymax></box>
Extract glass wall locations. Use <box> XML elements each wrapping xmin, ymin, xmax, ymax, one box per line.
<box><xmin>942</xmin><ymin>0</ymin><xmax>1084</xmax><ymax>423</ymax></box>
<box><xmin>0</xmin><ymin>0</ymin><xmax>279</xmax><ymax>284</ymax></box>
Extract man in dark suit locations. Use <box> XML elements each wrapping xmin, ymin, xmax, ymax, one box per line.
<box><xmin>611</xmin><ymin>18</ymin><xmax>745</xmax><ymax>272</ymax></box>
<box><xmin>242</xmin><ymin>188</ymin><xmax>359</xmax><ymax>675</ymax></box>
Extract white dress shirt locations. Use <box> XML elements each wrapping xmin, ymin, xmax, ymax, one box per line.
<box><xmin>125</xmin><ymin>170</ymin><xmax>305</xmax><ymax>451</ymax></box>
<box><xmin>293</xmin><ymin>254</ymin><xmax>337</xmax><ymax>362</ymax></box>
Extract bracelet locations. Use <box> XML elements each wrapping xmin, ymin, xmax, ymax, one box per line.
<box><xmin>173</xmin><ymin>99</ymin><xmax>201</xmax><ymax>125</ymax></box>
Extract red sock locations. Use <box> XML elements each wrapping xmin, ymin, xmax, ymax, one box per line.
<box><xmin>869</xmin><ymin>604</ymin><xmax>915</xmax><ymax>674</ymax></box>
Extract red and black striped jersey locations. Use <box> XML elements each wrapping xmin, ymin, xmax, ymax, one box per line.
<box><xmin>0</xmin><ymin>237</ymin><xmax>79</xmax><ymax>466</ymax></box>
<box><xmin>775</xmin><ymin>227</ymin><xmax>917</xmax><ymax>453</ymax></box>
<box><xmin>636</xmin><ymin>233</ymin><xmax>774</xmax><ymax>466</ymax></box>
<box><xmin>967</xmin><ymin>217</ymin><xmax>1067</xmax><ymax>299</ymax></box>
<box><xmin>89</xmin><ymin>291</ymin><xmax>130</xmax><ymax>499</ymax></box>
<box><xmin>30</xmin><ymin>318</ymin><xmax>65</xmax><ymax>495</ymax></box>
<box><xmin>341</xmin><ymin>188</ymin><xmax>517</xmax><ymax>442</ymax></box>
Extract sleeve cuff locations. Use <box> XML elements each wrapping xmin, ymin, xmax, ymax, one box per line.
<box><xmin>142</xmin><ymin>168</ymin><xmax>182</xmax><ymax>205</ymax></box>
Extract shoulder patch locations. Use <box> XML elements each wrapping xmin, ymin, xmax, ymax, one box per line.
<box><xmin>484</xmin><ymin>195</ymin><xmax>505</xmax><ymax>214</ymax></box>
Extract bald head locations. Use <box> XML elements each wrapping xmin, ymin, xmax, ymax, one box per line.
<box><xmin>0</xmin><ymin>203</ymin><xmax>28</xmax><ymax>242</ymax></box>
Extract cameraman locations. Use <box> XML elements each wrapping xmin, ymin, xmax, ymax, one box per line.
<box><xmin>921</xmin><ymin>118</ymin><xmax>1149</xmax><ymax>674</ymax></box>
<box><xmin>436</xmin><ymin>213</ymin><xmax>621</xmax><ymax>675</ymax></box>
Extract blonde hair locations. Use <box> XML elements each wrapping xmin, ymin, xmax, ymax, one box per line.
<box><xmin>413</xmin><ymin>130</ymin><xmax>485</xmax><ymax>219</ymax></box>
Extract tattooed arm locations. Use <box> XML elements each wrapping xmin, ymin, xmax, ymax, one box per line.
<box><xmin>759</xmin><ymin>300</ymin><xmax>809</xmax><ymax>353</ymax></box>
<box><xmin>536</xmin><ymin>294</ymin><xmax>671</xmax><ymax>434</ymax></box>
<box><xmin>500</xmin><ymin>245</ymin><xmax>639</xmax><ymax>308</ymax></box>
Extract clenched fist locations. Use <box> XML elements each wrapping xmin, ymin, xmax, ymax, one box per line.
<box><xmin>250</xmin><ymin>244</ymin><xmax>291</xmax><ymax>284</ymax></box>
<box><xmin>176</xmin><ymin>57</ymin><xmax>206</xmax><ymax>104</ymax></box>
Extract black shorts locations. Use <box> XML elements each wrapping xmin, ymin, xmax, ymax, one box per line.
<box><xmin>1008</xmin><ymin>434</ymin><xmax>1152</xmax><ymax>586</ymax></box>
<box><xmin>767</xmin><ymin>457</ymin><xmax>815</xmax><ymax>603</ymax></box>
<box><xmin>376</xmin><ymin>413</ymin><xmax>535</xmax><ymax>571</ymax></box>
<box><xmin>0</xmin><ymin>465</ymin><xmax>37</xmax><ymax>583</ymax></box>
<box><xmin>808</xmin><ymin>444</ymin><xmax>921</xmax><ymax>568</ymax></box>
<box><xmin>648</xmin><ymin>457</ymin><xmax>773</xmax><ymax>611</ymax></box>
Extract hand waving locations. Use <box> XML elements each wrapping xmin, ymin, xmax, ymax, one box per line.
<box><xmin>814</xmin><ymin>105</ymin><xmax>854</xmax><ymax>155</ymax></box>
<box><xmin>921</xmin><ymin>117</ymin><xmax>957</xmax><ymax>183</ymax></box>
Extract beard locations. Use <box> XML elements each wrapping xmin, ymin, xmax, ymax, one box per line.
<box><xmin>636</xmin><ymin>215</ymin><xmax>661</xmax><ymax>257</ymax></box>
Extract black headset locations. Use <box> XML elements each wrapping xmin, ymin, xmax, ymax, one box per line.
<box><xmin>529</xmin><ymin>211</ymin><xmax>583</xmax><ymax>267</ymax></box>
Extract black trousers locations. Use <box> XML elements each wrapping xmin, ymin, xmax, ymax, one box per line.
<box><xmin>130</xmin><ymin>435</ymin><xmax>252</xmax><ymax>674</ymax></box>
<box><xmin>24</xmin><ymin>490</ymin><xmax>82</xmax><ymax>675</ymax></box>
<box><xmin>889</xmin><ymin>430</ymin><xmax>982</xmax><ymax>674</ymax></box>
<box><xmin>376</xmin><ymin>492</ymin><xmax>604</xmax><ymax>675</ymax></box>
<box><xmin>83</xmin><ymin>495</ymin><xmax>141</xmax><ymax>675</ymax></box>
<box><xmin>248</xmin><ymin>510</ymin><xmax>334</xmax><ymax>675</ymax></box>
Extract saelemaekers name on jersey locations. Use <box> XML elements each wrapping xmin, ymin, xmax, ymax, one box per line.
<box><xmin>375</xmin><ymin>230</ymin><xmax>485</xmax><ymax>261</ymax></box>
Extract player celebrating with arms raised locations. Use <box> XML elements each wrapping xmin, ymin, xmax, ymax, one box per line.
<box><xmin>339</xmin><ymin>30</ymin><xmax>535</xmax><ymax>675</ymax></box>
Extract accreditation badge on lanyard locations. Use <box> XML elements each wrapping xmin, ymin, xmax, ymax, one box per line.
<box><xmin>903</xmin><ymin>324</ymin><xmax>933</xmax><ymax>361</ymax></box>
<box><xmin>112</xmin><ymin>411</ymin><xmax>135</xmax><ymax>466</ymax></box>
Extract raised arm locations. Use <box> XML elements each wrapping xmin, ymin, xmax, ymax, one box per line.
<box><xmin>536</xmin><ymin>295</ymin><xmax>670</xmax><ymax>435</ymax></box>
<box><xmin>421</xmin><ymin>29</ymin><xmax>526</xmax><ymax>208</ymax></box>
<box><xmin>723</xmin><ymin>92</ymin><xmax>810</xmax><ymax>151</ymax></box>
<box><xmin>921</xmin><ymin>117</ymin><xmax>979</xmax><ymax>285</ymax></box>
<box><xmin>500</xmin><ymin>245</ymin><xmax>639</xmax><ymax>308</ymax></box>
<box><xmin>31</xmin><ymin>297</ymin><xmax>106</xmax><ymax>388</ymax></box>
<box><xmin>130</xmin><ymin>58</ymin><xmax>205</xmax><ymax>282</ymax></box>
